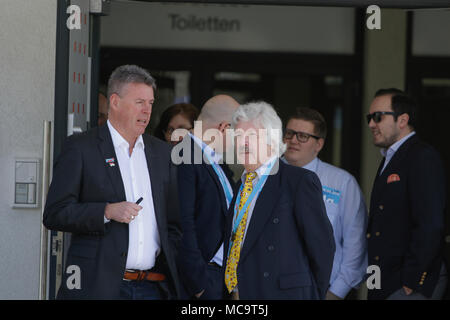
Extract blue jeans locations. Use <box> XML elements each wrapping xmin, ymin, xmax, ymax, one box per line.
<box><xmin>119</xmin><ymin>280</ymin><xmax>167</xmax><ymax>300</ymax></box>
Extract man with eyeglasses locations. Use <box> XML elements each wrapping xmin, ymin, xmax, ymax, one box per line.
<box><xmin>282</xmin><ymin>107</ymin><xmax>368</xmax><ymax>300</ymax></box>
<box><xmin>366</xmin><ymin>88</ymin><xmax>447</xmax><ymax>300</ymax></box>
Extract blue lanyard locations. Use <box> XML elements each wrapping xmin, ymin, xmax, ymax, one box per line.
<box><xmin>201</xmin><ymin>142</ymin><xmax>233</xmax><ymax>207</ymax></box>
<box><xmin>229</xmin><ymin>158</ymin><xmax>276</xmax><ymax>248</ymax></box>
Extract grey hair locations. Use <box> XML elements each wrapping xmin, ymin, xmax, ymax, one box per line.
<box><xmin>231</xmin><ymin>101</ymin><xmax>286</xmax><ymax>156</ymax></box>
<box><xmin>107</xmin><ymin>65</ymin><xmax>156</xmax><ymax>100</ymax></box>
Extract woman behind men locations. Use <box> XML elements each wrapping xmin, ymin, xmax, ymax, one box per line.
<box><xmin>154</xmin><ymin>103</ymin><xmax>199</xmax><ymax>145</ymax></box>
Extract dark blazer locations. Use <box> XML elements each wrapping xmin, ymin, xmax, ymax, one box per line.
<box><xmin>367</xmin><ymin>134</ymin><xmax>447</xmax><ymax>299</ymax></box>
<box><xmin>176</xmin><ymin>135</ymin><xmax>236</xmax><ymax>297</ymax></box>
<box><xmin>43</xmin><ymin>124</ymin><xmax>182</xmax><ymax>299</ymax></box>
<box><xmin>222</xmin><ymin>159</ymin><xmax>335</xmax><ymax>300</ymax></box>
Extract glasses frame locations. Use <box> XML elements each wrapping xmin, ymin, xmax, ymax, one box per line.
<box><xmin>284</xmin><ymin>129</ymin><xmax>321</xmax><ymax>143</ymax></box>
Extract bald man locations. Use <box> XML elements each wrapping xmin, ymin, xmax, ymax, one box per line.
<box><xmin>176</xmin><ymin>95</ymin><xmax>239</xmax><ymax>300</ymax></box>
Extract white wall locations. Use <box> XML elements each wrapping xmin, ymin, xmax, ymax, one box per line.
<box><xmin>0</xmin><ymin>0</ymin><xmax>57</xmax><ymax>299</ymax></box>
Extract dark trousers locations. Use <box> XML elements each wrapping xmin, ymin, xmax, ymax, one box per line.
<box><xmin>196</xmin><ymin>263</ymin><xmax>224</xmax><ymax>300</ymax></box>
<box><xmin>119</xmin><ymin>280</ymin><xmax>170</xmax><ymax>300</ymax></box>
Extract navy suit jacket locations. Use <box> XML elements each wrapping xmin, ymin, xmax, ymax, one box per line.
<box><xmin>176</xmin><ymin>135</ymin><xmax>236</xmax><ymax>297</ymax></box>
<box><xmin>222</xmin><ymin>159</ymin><xmax>335</xmax><ymax>300</ymax></box>
<box><xmin>43</xmin><ymin>124</ymin><xmax>182</xmax><ymax>299</ymax></box>
<box><xmin>367</xmin><ymin>134</ymin><xmax>447</xmax><ymax>299</ymax></box>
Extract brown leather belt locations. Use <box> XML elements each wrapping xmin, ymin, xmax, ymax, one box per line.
<box><xmin>124</xmin><ymin>270</ymin><xmax>166</xmax><ymax>282</ymax></box>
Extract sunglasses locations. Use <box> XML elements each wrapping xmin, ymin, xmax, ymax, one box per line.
<box><xmin>366</xmin><ymin>111</ymin><xmax>398</xmax><ymax>124</ymax></box>
<box><xmin>284</xmin><ymin>129</ymin><xmax>321</xmax><ymax>143</ymax></box>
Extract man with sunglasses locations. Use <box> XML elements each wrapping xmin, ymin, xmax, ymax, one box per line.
<box><xmin>366</xmin><ymin>88</ymin><xmax>447</xmax><ymax>300</ymax></box>
<box><xmin>282</xmin><ymin>107</ymin><xmax>368</xmax><ymax>300</ymax></box>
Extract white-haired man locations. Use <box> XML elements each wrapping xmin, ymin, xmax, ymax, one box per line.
<box><xmin>222</xmin><ymin>101</ymin><xmax>335</xmax><ymax>300</ymax></box>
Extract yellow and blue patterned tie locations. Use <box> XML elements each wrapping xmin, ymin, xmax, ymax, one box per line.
<box><xmin>225</xmin><ymin>172</ymin><xmax>257</xmax><ymax>293</ymax></box>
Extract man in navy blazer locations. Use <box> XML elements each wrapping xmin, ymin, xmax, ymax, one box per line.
<box><xmin>366</xmin><ymin>88</ymin><xmax>447</xmax><ymax>300</ymax></box>
<box><xmin>175</xmin><ymin>95</ymin><xmax>239</xmax><ymax>299</ymax></box>
<box><xmin>43</xmin><ymin>65</ymin><xmax>181</xmax><ymax>299</ymax></box>
<box><xmin>222</xmin><ymin>101</ymin><xmax>335</xmax><ymax>300</ymax></box>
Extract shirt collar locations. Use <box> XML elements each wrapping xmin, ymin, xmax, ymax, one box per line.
<box><xmin>107</xmin><ymin>120</ymin><xmax>144</xmax><ymax>150</ymax></box>
<box><xmin>241</xmin><ymin>156</ymin><xmax>277</xmax><ymax>183</ymax></box>
<box><xmin>280</xmin><ymin>155</ymin><xmax>319</xmax><ymax>173</ymax></box>
<box><xmin>302</xmin><ymin>157</ymin><xmax>319</xmax><ymax>173</ymax></box>
<box><xmin>189</xmin><ymin>132</ymin><xmax>223</xmax><ymax>163</ymax></box>
<box><xmin>380</xmin><ymin>131</ymin><xmax>415</xmax><ymax>158</ymax></box>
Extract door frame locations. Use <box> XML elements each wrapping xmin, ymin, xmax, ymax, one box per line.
<box><xmin>49</xmin><ymin>0</ymin><xmax>103</xmax><ymax>300</ymax></box>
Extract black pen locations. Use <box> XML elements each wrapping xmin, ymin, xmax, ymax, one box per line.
<box><xmin>135</xmin><ymin>197</ymin><xmax>143</xmax><ymax>205</ymax></box>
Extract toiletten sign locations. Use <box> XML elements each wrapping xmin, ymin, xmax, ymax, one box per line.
<box><xmin>101</xmin><ymin>2</ymin><xmax>355</xmax><ymax>54</ymax></box>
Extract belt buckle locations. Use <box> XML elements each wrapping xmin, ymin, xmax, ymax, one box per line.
<box><xmin>124</xmin><ymin>269</ymin><xmax>141</xmax><ymax>281</ymax></box>
<box><xmin>123</xmin><ymin>270</ymin><xmax>133</xmax><ymax>281</ymax></box>
<box><xmin>139</xmin><ymin>270</ymin><xmax>147</xmax><ymax>281</ymax></box>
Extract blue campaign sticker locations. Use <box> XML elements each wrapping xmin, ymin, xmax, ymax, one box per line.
<box><xmin>322</xmin><ymin>186</ymin><xmax>341</xmax><ymax>205</ymax></box>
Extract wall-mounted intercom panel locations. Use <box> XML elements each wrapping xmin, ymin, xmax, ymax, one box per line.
<box><xmin>13</xmin><ymin>158</ymin><xmax>40</xmax><ymax>208</ymax></box>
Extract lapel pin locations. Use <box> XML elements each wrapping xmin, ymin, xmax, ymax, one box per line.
<box><xmin>105</xmin><ymin>157</ymin><xmax>115</xmax><ymax>167</ymax></box>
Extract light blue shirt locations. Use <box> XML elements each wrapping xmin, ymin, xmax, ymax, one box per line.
<box><xmin>190</xmin><ymin>133</ymin><xmax>233</xmax><ymax>267</ymax></box>
<box><xmin>380</xmin><ymin>131</ymin><xmax>416</xmax><ymax>175</ymax></box>
<box><xmin>282</xmin><ymin>156</ymin><xmax>368</xmax><ymax>298</ymax></box>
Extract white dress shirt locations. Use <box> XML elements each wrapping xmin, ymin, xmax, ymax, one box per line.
<box><xmin>107</xmin><ymin>120</ymin><xmax>160</xmax><ymax>270</ymax></box>
<box><xmin>380</xmin><ymin>131</ymin><xmax>416</xmax><ymax>175</ymax></box>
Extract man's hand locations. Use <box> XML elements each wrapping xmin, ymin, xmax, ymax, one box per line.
<box><xmin>104</xmin><ymin>202</ymin><xmax>142</xmax><ymax>224</ymax></box>
<box><xmin>195</xmin><ymin>289</ymin><xmax>205</xmax><ymax>299</ymax></box>
<box><xmin>403</xmin><ymin>286</ymin><xmax>413</xmax><ymax>295</ymax></box>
